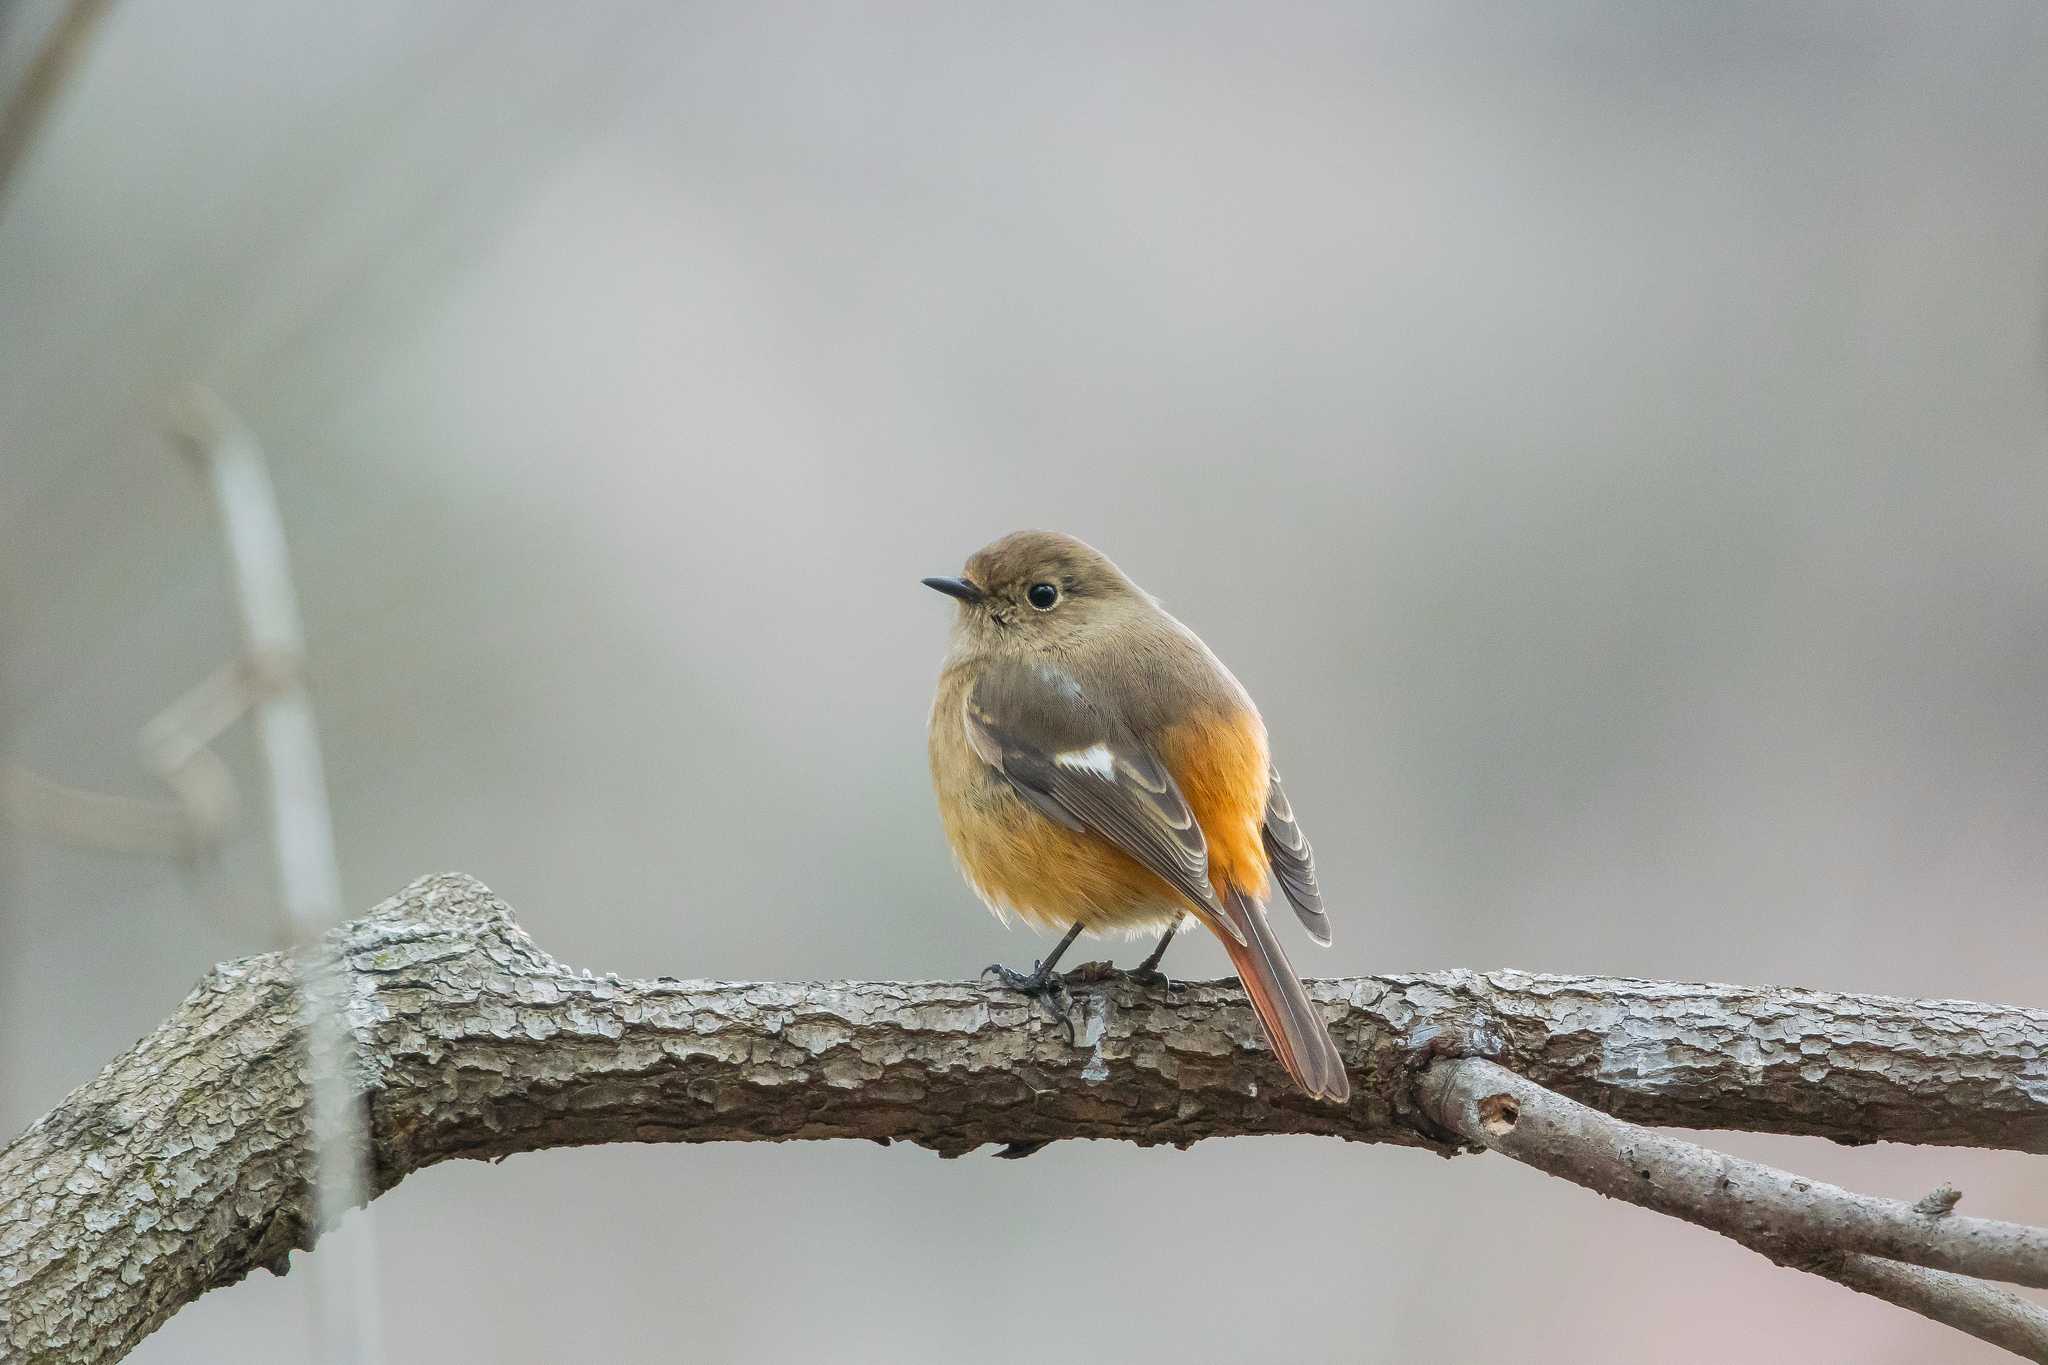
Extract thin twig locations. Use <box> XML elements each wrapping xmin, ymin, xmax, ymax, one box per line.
<box><xmin>0</xmin><ymin>0</ymin><xmax>114</xmax><ymax>205</ymax></box>
<box><xmin>167</xmin><ymin>389</ymin><xmax>378</xmax><ymax>1365</ymax></box>
<box><xmin>1420</xmin><ymin>1056</ymin><xmax>2048</xmax><ymax>1361</ymax></box>
<box><xmin>1422</xmin><ymin>1055</ymin><xmax>2048</xmax><ymax>1286</ymax></box>
<box><xmin>0</xmin><ymin>761</ymin><xmax>206</xmax><ymax>856</ymax></box>
<box><xmin>1825</xmin><ymin>1256</ymin><xmax>2048</xmax><ymax>1363</ymax></box>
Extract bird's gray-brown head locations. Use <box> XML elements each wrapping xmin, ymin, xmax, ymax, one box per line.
<box><xmin>923</xmin><ymin>530</ymin><xmax>1150</xmax><ymax>656</ymax></box>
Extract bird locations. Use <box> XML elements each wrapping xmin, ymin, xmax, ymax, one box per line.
<box><xmin>923</xmin><ymin>529</ymin><xmax>1349</xmax><ymax>1103</ymax></box>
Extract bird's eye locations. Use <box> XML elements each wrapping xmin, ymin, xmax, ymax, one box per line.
<box><xmin>1027</xmin><ymin>582</ymin><xmax>1059</xmax><ymax>610</ymax></box>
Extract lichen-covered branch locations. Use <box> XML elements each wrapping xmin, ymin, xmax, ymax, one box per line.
<box><xmin>5</xmin><ymin>872</ymin><xmax>2048</xmax><ymax>1365</ymax></box>
<box><xmin>1419</xmin><ymin>1057</ymin><xmax>2048</xmax><ymax>1361</ymax></box>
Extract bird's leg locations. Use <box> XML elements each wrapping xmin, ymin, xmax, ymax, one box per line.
<box><xmin>1124</xmin><ymin>919</ymin><xmax>1180</xmax><ymax>989</ymax></box>
<box><xmin>983</xmin><ymin>921</ymin><xmax>1084</xmax><ymax>1036</ymax></box>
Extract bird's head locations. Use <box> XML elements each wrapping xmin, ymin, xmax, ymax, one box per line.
<box><xmin>923</xmin><ymin>530</ymin><xmax>1148</xmax><ymax>656</ymax></box>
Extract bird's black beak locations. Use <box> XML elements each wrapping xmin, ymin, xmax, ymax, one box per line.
<box><xmin>921</xmin><ymin>575</ymin><xmax>984</xmax><ymax>604</ymax></box>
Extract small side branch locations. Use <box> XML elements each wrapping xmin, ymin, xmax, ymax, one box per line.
<box><xmin>1822</xmin><ymin>1257</ymin><xmax>2048</xmax><ymax>1363</ymax></box>
<box><xmin>1421</xmin><ymin>1057</ymin><xmax>2048</xmax><ymax>1361</ymax></box>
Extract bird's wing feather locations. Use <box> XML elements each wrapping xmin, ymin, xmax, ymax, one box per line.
<box><xmin>1261</xmin><ymin>768</ymin><xmax>1331</xmax><ymax>945</ymax></box>
<box><xmin>963</xmin><ymin>660</ymin><xmax>1243</xmax><ymax>942</ymax></box>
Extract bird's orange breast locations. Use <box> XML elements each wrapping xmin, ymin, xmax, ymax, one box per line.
<box><xmin>944</xmin><ymin>802</ymin><xmax>1180</xmax><ymax>933</ymax></box>
<box><xmin>931</xmin><ymin>665</ymin><xmax>1272</xmax><ymax>930</ymax></box>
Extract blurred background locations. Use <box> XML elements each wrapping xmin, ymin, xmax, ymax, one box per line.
<box><xmin>5</xmin><ymin>1</ymin><xmax>2048</xmax><ymax>1361</ymax></box>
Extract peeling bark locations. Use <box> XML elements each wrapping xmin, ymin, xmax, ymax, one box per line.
<box><xmin>4</xmin><ymin>872</ymin><xmax>2048</xmax><ymax>1364</ymax></box>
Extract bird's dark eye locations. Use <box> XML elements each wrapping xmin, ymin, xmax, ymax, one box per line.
<box><xmin>1027</xmin><ymin>582</ymin><xmax>1059</xmax><ymax>610</ymax></box>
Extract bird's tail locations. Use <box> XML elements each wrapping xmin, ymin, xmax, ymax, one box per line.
<box><xmin>1215</xmin><ymin>888</ymin><xmax>1350</xmax><ymax>1103</ymax></box>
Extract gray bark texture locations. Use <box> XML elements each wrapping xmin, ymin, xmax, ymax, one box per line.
<box><xmin>6</xmin><ymin>871</ymin><xmax>2048</xmax><ymax>1364</ymax></box>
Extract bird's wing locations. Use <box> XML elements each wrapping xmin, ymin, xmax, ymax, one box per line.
<box><xmin>962</xmin><ymin>660</ymin><xmax>1243</xmax><ymax>943</ymax></box>
<box><xmin>1261</xmin><ymin>768</ymin><xmax>1331</xmax><ymax>946</ymax></box>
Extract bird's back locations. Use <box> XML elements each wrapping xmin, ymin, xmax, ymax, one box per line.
<box><xmin>1066</xmin><ymin>607</ymin><xmax>1274</xmax><ymax>903</ymax></box>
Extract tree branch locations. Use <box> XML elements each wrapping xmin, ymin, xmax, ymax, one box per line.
<box><xmin>5</xmin><ymin>872</ymin><xmax>2048</xmax><ymax>1364</ymax></box>
<box><xmin>1821</xmin><ymin>1256</ymin><xmax>2048</xmax><ymax>1363</ymax></box>
<box><xmin>1420</xmin><ymin>1057</ymin><xmax>2048</xmax><ymax>1360</ymax></box>
<box><xmin>1421</xmin><ymin>1056</ymin><xmax>2048</xmax><ymax>1288</ymax></box>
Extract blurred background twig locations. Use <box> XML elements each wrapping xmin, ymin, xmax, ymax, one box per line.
<box><xmin>0</xmin><ymin>0</ymin><xmax>112</xmax><ymax>206</ymax></box>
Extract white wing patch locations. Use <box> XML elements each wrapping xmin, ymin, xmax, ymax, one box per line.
<box><xmin>1055</xmin><ymin>742</ymin><xmax>1117</xmax><ymax>779</ymax></box>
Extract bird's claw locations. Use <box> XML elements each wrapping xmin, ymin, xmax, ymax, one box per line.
<box><xmin>982</xmin><ymin>960</ymin><xmax>1076</xmax><ymax>1041</ymax></box>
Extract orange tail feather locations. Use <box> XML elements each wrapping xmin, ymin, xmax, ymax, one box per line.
<box><xmin>1215</xmin><ymin>889</ymin><xmax>1350</xmax><ymax>1103</ymax></box>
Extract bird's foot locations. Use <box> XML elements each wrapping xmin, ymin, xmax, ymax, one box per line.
<box><xmin>982</xmin><ymin>959</ymin><xmax>1076</xmax><ymax>1040</ymax></box>
<box><xmin>1120</xmin><ymin>921</ymin><xmax>1181</xmax><ymax>990</ymax></box>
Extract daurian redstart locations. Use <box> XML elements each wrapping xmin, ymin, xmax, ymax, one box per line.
<box><xmin>924</xmin><ymin>530</ymin><xmax>1349</xmax><ymax>1103</ymax></box>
